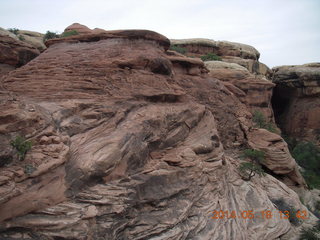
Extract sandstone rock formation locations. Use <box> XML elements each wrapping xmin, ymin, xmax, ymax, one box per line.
<box><xmin>0</xmin><ymin>25</ymin><xmax>316</xmax><ymax>239</ymax></box>
<box><xmin>64</xmin><ymin>23</ymin><xmax>107</xmax><ymax>35</ymax></box>
<box><xmin>64</xmin><ymin>23</ymin><xmax>93</xmax><ymax>35</ymax></box>
<box><xmin>0</xmin><ymin>28</ymin><xmax>46</xmax><ymax>51</ymax></box>
<box><xmin>17</xmin><ymin>30</ymin><xmax>46</xmax><ymax>51</ymax></box>
<box><xmin>248</xmin><ymin>128</ymin><xmax>305</xmax><ymax>188</ymax></box>
<box><xmin>205</xmin><ymin>61</ymin><xmax>275</xmax><ymax>122</ymax></box>
<box><xmin>171</xmin><ymin>38</ymin><xmax>272</xmax><ymax>76</ymax></box>
<box><xmin>170</xmin><ymin>38</ymin><xmax>275</xmax><ymax>124</ymax></box>
<box><xmin>0</xmin><ymin>32</ymin><xmax>40</xmax><ymax>78</ymax></box>
<box><xmin>272</xmin><ymin>63</ymin><xmax>320</xmax><ymax>144</ymax></box>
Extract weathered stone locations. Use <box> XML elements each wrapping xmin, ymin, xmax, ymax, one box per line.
<box><xmin>17</xmin><ymin>30</ymin><xmax>46</xmax><ymax>51</ymax></box>
<box><xmin>0</xmin><ymin>34</ymin><xmax>40</xmax><ymax>68</ymax></box>
<box><xmin>206</xmin><ymin>60</ymin><xmax>275</xmax><ymax>122</ymax></box>
<box><xmin>272</xmin><ymin>63</ymin><xmax>320</xmax><ymax>143</ymax></box>
<box><xmin>0</xmin><ymin>25</ymin><xmax>314</xmax><ymax>239</ymax></box>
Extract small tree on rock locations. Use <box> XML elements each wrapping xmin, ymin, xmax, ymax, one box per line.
<box><xmin>239</xmin><ymin>149</ymin><xmax>266</xmax><ymax>181</ymax></box>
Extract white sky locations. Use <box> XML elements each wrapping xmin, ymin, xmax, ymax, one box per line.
<box><xmin>1</xmin><ymin>0</ymin><xmax>319</xmax><ymax>67</ymax></box>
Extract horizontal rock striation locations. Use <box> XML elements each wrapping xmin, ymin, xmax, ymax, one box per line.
<box><xmin>170</xmin><ymin>38</ymin><xmax>271</xmax><ymax>76</ymax></box>
<box><xmin>205</xmin><ymin>61</ymin><xmax>275</xmax><ymax>122</ymax></box>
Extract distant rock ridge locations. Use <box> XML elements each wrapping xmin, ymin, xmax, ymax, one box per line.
<box><xmin>170</xmin><ymin>38</ymin><xmax>271</xmax><ymax>76</ymax></box>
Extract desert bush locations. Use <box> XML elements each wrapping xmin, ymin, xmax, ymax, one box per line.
<box><xmin>8</xmin><ymin>28</ymin><xmax>19</xmax><ymax>35</ymax></box>
<box><xmin>241</xmin><ymin>149</ymin><xmax>265</xmax><ymax>163</ymax></box>
<box><xmin>10</xmin><ymin>136</ymin><xmax>32</xmax><ymax>161</ymax></box>
<box><xmin>43</xmin><ymin>31</ymin><xmax>60</xmax><ymax>42</ymax></box>
<box><xmin>24</xmin><ymin>164</ymin><xmax>36</xmax><ymax>175</ymax></box>
<box><xmin>60</xmin><ymin>30</ymin><xmax>79</xmax><ymax>38</ymax></box>
<box><xmin>239</xmin><ymin>149</ymin><xmax>266</xmax><ymax>180</ymax></box>
<box><xmin>291</xmin><ymin>141</ymin><xmax>320</xmax><ymax>189</ymax></box>
<box><xmin>18</xmin><ymin>35</ymin><xmax>25</xmax><ymax>41</ymax></box>
<box><xmin>252</xmin><ymin>110</ymin><xmax>277</xmax><ymax>133</ymax></box>
<box><xmin>170</xmin><ymin>45</ymin><xmax>187</xmax><ymax>54</ymax></box>
<box><xmin>200</xmin><ymin>53</ymin><xmax>221</xmax><ymax>61</ymax></box>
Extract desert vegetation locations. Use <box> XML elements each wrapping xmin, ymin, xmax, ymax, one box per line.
<box><xmin>43</xmin><ymin>30</ymin><xmax>78</xmax><ymax>42</ymax></box>
<box><xmin>290</xmin><ymin>140</ymin><xmax>320</xmax><ymax>189</ymax></box>
<box><xmin>200</xmin><ymin>53</ymin><xmax>222</xmax><ymax>61</ymax></box>
<box><xmin>239</xmin><ymin>149</ymin><xmax>266</xmax><ymax>180</ymax></box>
<box><xmin>169</xmin><ymin>45</ymin><xmax>187</xmax><ymax>54</ymax></box>
<box><xmin>10</xmin><ymin>135</ymin><xmax>32</xmax><ymax>161</ymax></box>
<box><xmin>252</xmin><ymin>110</ymin><xmax>277</xmax><ymax>133</ymax></box>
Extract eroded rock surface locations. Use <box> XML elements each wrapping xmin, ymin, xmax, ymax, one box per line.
<box><xmin>205</xmin><ymin>61</ymin><xmax>275</xmax><ymax>122</ymax></box>
<box><xmin>0</xmin><ymin>26</ymin><xmax>315</xmax><ymax>239</ymax></box>
<box><xmin>170</xmin><ymin>38</ymin><xmax>272</xmax><ymax>76</ymax></box>
<box><xmin>17</xmin><ymin>30</ymin><xmax>46</xmax><ymax>51</ymax></box>
<box><xmin>272</xmin><ymin>63</ymin><xmax>320</xmax><ymax>144</ymax></box>
<box><xmin>0</xmin><ymin>31</ymin><xmax>40</xmax><ymax>78</ymax></box>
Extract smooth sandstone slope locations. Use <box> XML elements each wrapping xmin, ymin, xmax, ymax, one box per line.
<box><xmin>0</xmin><ymin>27</ymin><xmax>314</xmax><ymax>239</ymax></box>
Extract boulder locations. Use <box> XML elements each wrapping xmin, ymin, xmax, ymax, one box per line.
<box><xmin>248</xmin><ymin>128</ymin><xmax>306</xmax><ymax>187</ymax></box>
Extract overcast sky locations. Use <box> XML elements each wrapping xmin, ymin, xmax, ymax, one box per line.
<box><xmin>1</xmin><ymin>0</ymin><xmax>319</xmax><ymax>67</ymax></box>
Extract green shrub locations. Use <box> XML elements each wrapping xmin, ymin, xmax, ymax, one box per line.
<box><xmin>24</xmin><ymin>164</ymin><xmax>36</xmax><ymax>175</ymax></box>
<box><xmin>43</xmin><ymin>31</ymin><xmax>60</xmax><ymax>42</ymax></box>
<box><xmin>8</xmin><ymin>28</ymin><xmax>19</xmax><ymax>35</ymax></box>
<box><xmin>291</xmin><ymin>141</ymin><xmax>320</xmax><ymax>189</ymax></box>
<box><xmin>18</xmin><ymin>35</ymin><xmax>25</xmax><ymax>41</ymax></box>
<box><xmin>282</xmin><ymin>134</ymin><xmax>298</xmax><ymax>152</ymax></box>
<box><xmin>170</xmin><ymin>45</ymin><xmax>187</xmax><ymax>54</ymax></box>
<box><xmin>60</xmin><ymin>30</ymin><xmax>79</xmax><ymax>38</ymax></box>
<box><xmin>239</xmin><ymin>149</ymin><xmax>266</xmax><ymax>180</ymax></box>
<box><xmin>200</xmin><ymin>53</ymin><xmax>222</xmax><ymax>61</ymax></box>
<box><xmin>10</xmin><ymin>136</ymin><xmax>32</xmax><ymax>161</ymax></box>
<box><xmin>241</xmin><ymin>149</ymin><xmax>265</xmax><ymax>163</ymax></box>
<box><xmin>252</xmin><ymin>111</ymin><xmax>277</xmax><ymax>133</ymax></box>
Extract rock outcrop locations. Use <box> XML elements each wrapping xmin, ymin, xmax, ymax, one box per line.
<box><xmin>248</xmin><ymin>128</ymin><xmax>306</xmax><ymax>188</ymax></box>
<box><xmin>0</xmin><ymin>27</ymin><xmax>46</xmax><ymax>51</ymax></box>
<box><xmin>272</xmin><ymin>63</ymin><xmax>320</xmax><ymax>144</ymax></box>
<box><xmin>17</xmin><ymin>30</ymin><xmax>46</xmax><ymax>51</ymax></box>
<box><xmin>0</xmin><ymin>31</ymin><xmax>40</xmax><ymax>77</ymax></box>
<box><xmin>170</xmin><ymin>38</ymin><xmax>275</xmax><ymax>123</ymax></box>
<box><xmin>205</xmin><ymin>61</ymin><xmax>275</xmax><ymax>122</ymax></box>
<box><xmin>0</xmin><ymin>25</ymin><xmax>315</xmax><ymax>239</ymax></box>
<box><xmin>64</xmin><ymin>23</ymin><xmax>107</xmax><ymax>35</ymax></box>
<box><xmin>171</xmin><ymin>38</ymin><xmax>272</xmax><ymax>76</ymax></box>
